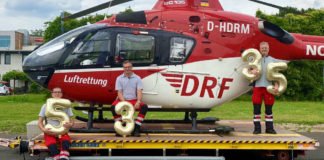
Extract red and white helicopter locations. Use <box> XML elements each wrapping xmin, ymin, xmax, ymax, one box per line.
<box><xmin>23</xmin><ymin>0</ymin><xmax>324</xmax><ymax>133</ymax></box>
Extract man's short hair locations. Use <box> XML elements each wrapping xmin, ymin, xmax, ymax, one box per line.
<box><xmin>123</xmin><ymin>60</ymin><xmax>132</xmax><ymax>65</ymax></box>
<box><xmin>260</xmin><ymin>41</ymin><xmax>269</xmax><ymax>47</ymax></box>
<box><xmin>52</xmin><ymin>87</ymin><xmax>62</xmax><ymax>92</ymax></box>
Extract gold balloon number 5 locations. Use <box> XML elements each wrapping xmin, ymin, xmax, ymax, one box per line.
<box><xmin>266</xmin><ymin>62</ymin><xmax>288</xmax><ymax>96</ymax></box>
<box><xmin>45</xmin><ymin>98</ymin><xmax>72</xmax><ymax>135</ymax></box>
<box><xmin>114</xmin><ymin>102</ymin><xmax>135</xmax><ymax>136</ymax></box>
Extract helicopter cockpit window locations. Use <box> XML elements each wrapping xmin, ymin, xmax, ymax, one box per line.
<box><xmin>64</xmin><ymin>30</ymin><xmax>111</xmax><ymax>67</ymax></box>
<box><xmin>116</xmin><ymin>34</ymin><xmax>155</xmax><ymax>64</ymax></box>
<box><xmin>169</xmin><ymin>37</ymin><xmax>194</xmax><ymax>63</ymax></box>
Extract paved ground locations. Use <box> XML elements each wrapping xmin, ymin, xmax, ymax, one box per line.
<box><xmin>297</xmin><ymin>132</ymin><xmax>324</xmax><ymax>160</ymax></box>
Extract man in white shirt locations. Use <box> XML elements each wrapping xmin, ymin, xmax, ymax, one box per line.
<box><xmin>111</xmin><ymin>60</ymin><xmax>148</xmax><ymax>137</ymax></box>
<box><xmin>250</xmin><ymin>42</ymin><xmax>279</xmax><ymax>134</ymax></box>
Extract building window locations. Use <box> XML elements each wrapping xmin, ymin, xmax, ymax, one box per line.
<box><xmin>5</xmin><ymin>53</ymin><xmax>11</xmax><ymax>65</ymax></box>
<box><xmin>0</xmin><ymin>36</ymin><xmax>11</xmax><ymax>48</ymax></box>
<box><xmin>169</xmin><ymin>37</ymin><xmax>194</xmax><ymax>63</ymax></box>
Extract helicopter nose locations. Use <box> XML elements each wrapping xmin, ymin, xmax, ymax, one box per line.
<box><xmin>23</xmin><ymin>43</ymin><xmax>65</xmax><ymax>87</ymax></box>
<box><xmin>23</xmin><ymin>55</ymin><xmax>55</xmax><ymax>88</ymax></box>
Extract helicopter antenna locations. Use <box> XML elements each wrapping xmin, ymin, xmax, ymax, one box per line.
<box><xmin>106</xmin><ymin>0</ymin><xmax>113</xmax><ymax>19</ymax></box>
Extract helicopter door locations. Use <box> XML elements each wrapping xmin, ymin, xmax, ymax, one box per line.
<box><xmin>162</xmin><ymin>36</ymin><xmax>195</xmax><ymax>93</ymax></box>
<box><xmin>61</xmin><ymin>29</ymin><xmax>115</xmax><ymax>102</ymax></box>
<box><xmin>113</xmin><ymin>32</ymin><xmax>159</xmax><ymax>92</ymax></box>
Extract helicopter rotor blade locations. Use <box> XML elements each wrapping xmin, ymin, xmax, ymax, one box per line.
<box><xmin>64</xmin><ymin>0</ymin><xmax>133</xmax><ymax>20</ymax></box>
<box><xmin>249</xmin><ymin>0</ymin><xmax>285</xmax><ymax>10</ymax></box>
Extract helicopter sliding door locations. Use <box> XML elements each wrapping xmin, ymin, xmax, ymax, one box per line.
<box><xmin>111</xmin><ymin>29</ymin><xmax>160</xmax><ymax>94</ymax></box>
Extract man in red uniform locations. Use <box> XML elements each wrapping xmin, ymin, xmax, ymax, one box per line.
<box><xmin>111</xmin><ymin>60</ymin><xmax>148</xmax><ymax>137</ymax></box>
<box><xmin>250</xmin><ymin>42</ymin><xmax>279</xmax><ymax>134</ymax></box>
<box><xmin>38</xmin><ymin>87</ymin><xmax>74</xmax><ymax>160</ymax></box>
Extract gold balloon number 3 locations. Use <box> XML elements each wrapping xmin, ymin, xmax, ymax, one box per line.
<box><xmin>242</xmin><ymin>49</ymin><xmax>262</xmax><ymax>82</ymax></box>
<box><xmin>45</xmin><ymin>98</ymin><xmax>72</xmax><ymax>135</ymax></box>
<box><xmin>114</xmin><ymin>102</ymin><xmax>135</xmax><ymax>136</ymax></box>
<box><xmin>242</xmin><ymin>48</ymin><xmax>288</xmax><ymax>95</ymax></box>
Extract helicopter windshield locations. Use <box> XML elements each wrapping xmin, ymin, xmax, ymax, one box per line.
<box><xmin>23</xmin><ymin>24</ymin><xmax>106</xmax><ymax>67</ymax></box>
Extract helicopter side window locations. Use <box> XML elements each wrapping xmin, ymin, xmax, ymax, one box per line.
<box><xmin>169</xmin><ymin>37</ymin><xmax>194</xmax><ymax>63</ymax></box>
<box><xmin>115</xmin><ymin>34</ymin><xmax>155</xmax><ymax>64</ymax></box>
<box><xmin>64</xmin><ymin>30</ymin><xmax>111</xmax><ymax>67</ymax></box>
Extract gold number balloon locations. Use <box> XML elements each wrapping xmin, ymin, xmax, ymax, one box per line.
<box><xmin>45</xmin><ymin>98</ymin><xmax>72</xmax><ymax>135</ymax></box>
<box><xmin>242</xmin><ymin>49</ymin><xmax>263</xmax><ymax>82</ymax></box>
<box><xmin>114</xmin><ymin>101</ymin><xmax>135</xmax><ymax>136</ymax></box>
<box><xmin>266</xmin><ymin>62</ymin><xmax>288</xmax><ymax>96</ymax></box>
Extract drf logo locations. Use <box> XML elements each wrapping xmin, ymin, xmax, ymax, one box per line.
<box><xmin>207</xmin><ymin>21</ymin><xmax>250</xmax><ymax>34</ymax></box>
<box><xmin>180</xmin><ymin>75</ymin><xmax>233</xmax><ymax>99</ymax></box>
<box><xmin>307</xmin><ymin>45</ymin><xmax>324</xmax><ymax>56</ymax></box>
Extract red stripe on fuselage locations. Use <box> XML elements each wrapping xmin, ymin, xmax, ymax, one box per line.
<box><xmin>165</xmin><ymin>79</ymin><xmax>183</xmax><ymax>83</ymax></box>
<box><xmin>170</xmin><ymin>84</ymin><xmax>182</xmax><ymax>88</ymax></box>
<box><xmin>161</xmin><ymin>73</ymin><xmax>184</xmax><ymax>78</ymax></box>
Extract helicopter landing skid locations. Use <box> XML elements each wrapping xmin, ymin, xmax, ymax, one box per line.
<box><xmin>71</xmin><ymin>104</ymin><xmax>232</xmax><ymax>134</ymax></box>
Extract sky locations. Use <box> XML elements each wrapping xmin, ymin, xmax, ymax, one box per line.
<box><xmin>0</xmin><ymin>0</ymin><xmax>323</xmax><ymax>31</ymax></box>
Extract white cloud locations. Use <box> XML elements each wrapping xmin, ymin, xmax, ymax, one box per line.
<box><xmin>0</xmin><ymin>0</ymin><xmax>323</xmax><ymax>31</ymax></box>
<box><xmin>4</xmin><ymin>0</ymin><xmax>82</xmax><ymax>18</ymax></box>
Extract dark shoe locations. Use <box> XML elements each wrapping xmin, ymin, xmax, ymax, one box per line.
<box><xmin>253</xmin><ymin>129</ymin><xmax>261</xmax><ymax>134</ymax></box>
<box><xmin>265</xmin><ymin>129</ymin><xmax>277</xmax><ymax>134</ymax></box>
<box><xmin>132</xmin><ymin>125</ymin><xmax>141</xmax><ymax>137</ymax></box>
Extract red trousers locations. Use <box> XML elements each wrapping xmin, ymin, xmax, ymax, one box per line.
<box><xmin>252</xmin><ymin>87</ymin><xmax>275</xmax><ymax>106</ymax></box>
<box><xmin>112</xmin><ymin>99</ymin><xmax>146</xmax><ymax>111</ymax></box>
<box><xmin>44</xmin><ymin>133</ymin><xmax>71</xmax><ymax>147</ymax></box>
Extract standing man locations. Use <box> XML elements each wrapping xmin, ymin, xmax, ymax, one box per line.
<box><xmin>111</xmin><ymin>60</ymin><xmax>148</xmax><ymax>137</ymax></box>
<box><xmin>38</xmin><ymin>87</ymin><xmax>74</xmax><ymax>160</ymax></box>
<box><xmin>250</xmin><ymin>42</ymin><xmax>279</xmax><ymax>134</ymax></box>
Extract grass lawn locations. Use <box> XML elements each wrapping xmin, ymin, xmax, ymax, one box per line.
<box><xmin>0</xmin><ymin>94</ymin><xmax>323</xmax><ymax>133</ymax></box>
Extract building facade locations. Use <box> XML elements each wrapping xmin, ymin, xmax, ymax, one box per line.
<box><xmin>0</xmin><ymin>30</ymin><xmax>42</xmax><ymax>89</ymax></box>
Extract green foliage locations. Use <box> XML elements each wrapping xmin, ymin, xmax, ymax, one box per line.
<box><xmin>256</xmin><ymin>9</ymin><xmax>324</xmax><ymax>101</ymax></box>
<box><xmin>2</xmin><ymin>70</ymin><xmax>29</xmax><ymax>82</ymax></box>
<box><xmin>1</xmin><ymin>94</ymin><xmax>324</xmax><ymax>133</ymax></box>
<box><xmin>44</xmin><ymin>12</ymin><xmax>110</xmax><ymax>42</ymax></box>
<box><xmin>30</xmin><ymin>29</ymin><xmax>44</xmax><ymax>36</ymax></box>
<box><xmin>44</xmin><ymin>7</ymin><xmax>134</xmax><ymax>42</ymax></box>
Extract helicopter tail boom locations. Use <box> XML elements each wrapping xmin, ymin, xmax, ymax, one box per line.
<box><xmin>291</xmin><ymin>33</ymin><xmax>324</xmax><ymax>60</ymax></box>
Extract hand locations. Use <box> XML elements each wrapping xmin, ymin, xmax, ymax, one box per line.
<box><xmin>134</xmin><ymin>101</ymin><xmax>140</xmax><ymax>109</ymax></box>
<box><xmin>250</xmin><ymin>68</ymin><xmax>260</xmax><ymax>75</ymax></box>
<box><xmin>274</xmin><ymin>85</ymin><xmax>279</xmax><ymax>94</ymax></box>
<box><xmin>43</xmin><ymin>128</ymin><xmax>56</xmax><ymax>136</ymax></box>
<box><xmin>63</xmin><ymin>122</ymin><xmax>73</xmax><ymax>129</ymax></box>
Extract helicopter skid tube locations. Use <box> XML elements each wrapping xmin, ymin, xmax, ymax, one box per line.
<box><xmin>75</xmin><ymin>116</ymin><xmax>218</xmax><ymax>124</ymax></box>
<box><xmin>69</xmin><ymin>126</ymin><xmax>234</xmax><ymax>135</ymax></box>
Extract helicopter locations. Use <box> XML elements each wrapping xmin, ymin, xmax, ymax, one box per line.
<box><xmin>22</xmin><ymin>0</ymin><xmax>324</xmax><ymax>133</ymax></box>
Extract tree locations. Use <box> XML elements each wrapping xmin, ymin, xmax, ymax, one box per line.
<box><xmin>43</xmin><ymin>7</ymin><xmax>133</xmax><ymax>42</ymax></box>
<box><xmin>44</xmin><ymin>12</ymin><xmax>110</xmax><ymax>42</ymax></box>
<box><xmin>30</xmin><ymin>29</ymin><xmax>44</xmax><ymax>36</ymax></box>
<box><xmin>256</xmin><ymin>9</ymin><xmax>324</xmax><ymax>101</ymax></box>
<box><xmin>2</xmin><ymin>70</ymin><xmax>29</xmax><ymax>94</ymax></box>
